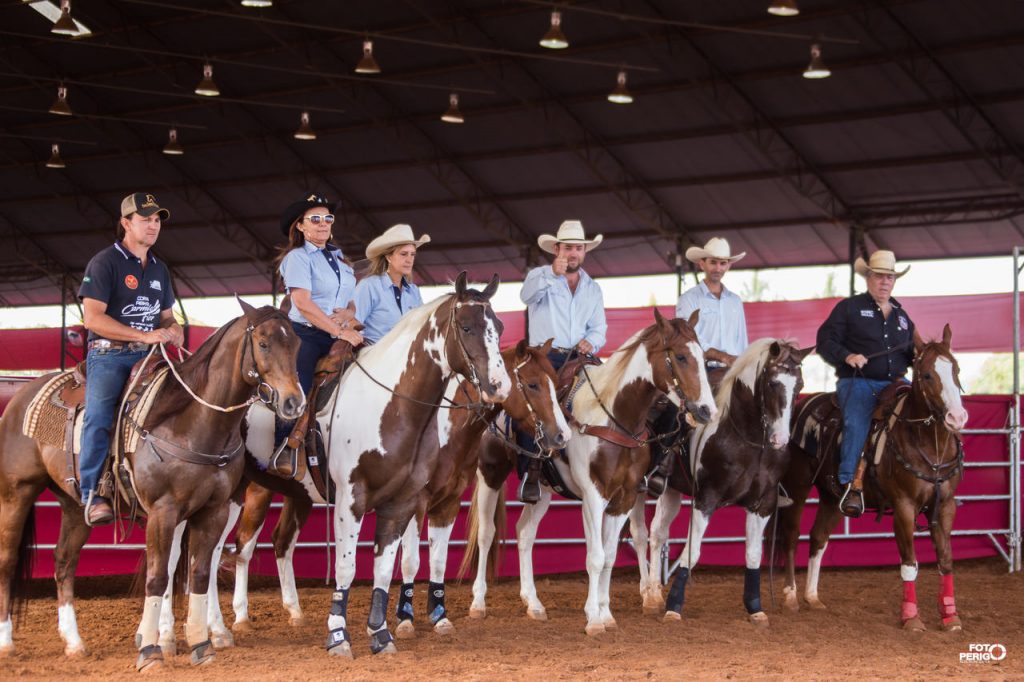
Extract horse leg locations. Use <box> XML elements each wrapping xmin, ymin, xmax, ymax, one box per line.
<box><xmin>232</xmin><ymin>485</ymin><xmax>271</xmax><ymax>632</ymax></box>
<box><xmin>273</xmin><ymin>493</ymin><xmax>311</xmax><ymax>626</ymax></box>
<box><xmin>136</xmin><ymin>505</ymin><xmax>178</xmax><ymax>672</ymax></box>
<box><xmin>743</xmin><ymin>510</ymin><xmax>772</xmax><ymax>627</ymax></box>
<box><xmin>516</xmin><ymin>486</ymin><xmax>552</xmax><ymax>622</ymax></box>
<box><xmin>628</xmin><ymin>497</ymin><xmax>651</xmax><ymax>610</ymax></box>
<box><xmin>931</xmin><ymin>495</ymin><xmax>961</xmax><ymax>632</ymax></box>
<box><xmin>365</xmin><ymin>519</ymin><xmax>402</xmax><ymax>655</ymax></box>
<box><xmin>207</xmin><ymin>500</ymin><xmax>241</xmax><ymax>649</ymax></box>
<box><xmin>54</xmin><ymin>494</ymin><xmax>91</xmax><ymax>656</ymax></box>
<box><xmin>395</xmin><ymin>516</ymin><xmax>420</xmax><ymax>639</ymax></box>
<box><xmin>804</xmin><ymin>500</ymin><xmax>840</xmax><ymax>610</ymax></box>
<box><xmin>469</xmin><ymin>476</ymin><xmax>501</xmax><ymax>619</ymax></box>
<box><xmin>643</xmin><ymin>488</ymin><xmax>681</xmax><ymax>615</ymax></box>
<box><xmin>325</xmin><ymin>503</ymin><xmax>363</xmax><ymax>658</ymax></box>
<box><xmin>427</xmin><ymin>520</ymin><xmax>456</xmax><ymax>636</ymax></box>
<box><xmin>579</xmin><ymin>489</ymin><xmax>608</xmax><ymax>636</ymax></box>
<box><xmin>598</xmin><ymin>511</ymin><xmax>629</xmax><ymax>630</ymax></box>
<box><xmin>183</xmin><ymin>505</ymin><xmax>230</xmax><ymax>667</ymax></box>
<box><xmin>149</xmin><ymin>520</ymin><xmax>184</xmax><ymax>656</ymax></box>
<box><xmin>778</xmin><ymin>495</ymin><xmax>807</xmax><ymax>612</ymax></box>
<box><xmin>663</xmin><ymin>508</ymin><xmax>711</xmax><ymax>623</ymax></box>
<box><xmin>893</xmin><ymin>498</ymin><xmax>924</xmax><ymax>631</ymax></box>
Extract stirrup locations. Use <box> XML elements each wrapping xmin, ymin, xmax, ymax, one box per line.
<box><xmin>838</xmin><ymin>484</ymin><xmax>864</xmax><ymax>518</ymax></box>
<box><xmin>518</xmin><ymin>474</ymin><xmax>541</xmax><ymax>505</ymax></box>
<box><xmin>269</xmin><ymin>439</ymin><xmax>298</xmax><ymax>478</ymax></box>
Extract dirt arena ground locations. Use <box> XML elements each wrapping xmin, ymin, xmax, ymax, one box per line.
<box><xmin>1</xmin><ymin>558</ymin><xmax>1021</xmax><ymax>680</ymax></box>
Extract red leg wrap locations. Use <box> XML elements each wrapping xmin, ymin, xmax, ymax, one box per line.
<box><xmin>901</xmin><ymin>581</ymin><xmax>918</xmax><ymax>622</ymax></box>
<box><xmin>939</xmin><ymin>573</ymin><xmax>957</xmax><ymax>623</ymax></box>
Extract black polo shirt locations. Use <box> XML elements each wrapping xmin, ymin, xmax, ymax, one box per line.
<box><xmin>816</xmin><ymin>292</ymin><xmax>915</xmax><ymax>381</ymax></box>
<box><xmin>78</xmin><ymin>242</ymin><xmax>175</xmax><ymax>342</ymax></box>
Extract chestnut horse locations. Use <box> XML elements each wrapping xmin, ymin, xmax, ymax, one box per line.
<box><xmin>464</xmin><ymin>309</ymin><xmax>717</xmax><ymax>634</ymax></box>
<box><xmin>638</xmin><ymin>339</ymin><xmax>812</xmax><ymax>626</ymax></box>
<box><xmin>0</xmin><ymin>300</ymin><xmax>304</xmax><ymax>670</ymax></box>
<box><xmin>778</xmin><ymin>324</ymin><xmax>968</xmax><ymax>631</ymax></box>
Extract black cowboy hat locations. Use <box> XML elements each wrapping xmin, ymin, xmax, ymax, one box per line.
<box><xmin>280</xmin><ymin>192</ymin><xmax>337</xmax><ymax>236</ymax></box>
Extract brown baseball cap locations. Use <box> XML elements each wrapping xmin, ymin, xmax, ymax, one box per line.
<box><xmin>120</xmin><ymin>192</ymin><xmax>170</xmax><ymax>220</ymax></box>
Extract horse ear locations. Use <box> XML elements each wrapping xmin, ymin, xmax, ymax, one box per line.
<box><xmin>942</xmin><ymin>323</ymin><xmax>952</xmax><ymax>347</ymax></box>
<box><xmin>653</xmin><ymin>307</ymin><xmax>666</xmax><ymax>325</ymax></box>
<box><xmin>540</xmin><ymin>337</ymin><xmax>554</xmax><ymax>355</ymax></box>
<box><xmin>686</xmin><ymin>308</ymin><xmax>700</xmax><ymax>329</ymax></box>
<box><xmin>481</xmin><ymin>273</ymin><xmax>500</xmax><ymax>299</ymax></box>
<box><xmin>797</xmin><ymin>345</ymin><xmax>815</xmax><ymax>361</ymax></box>
<box><xmin>769</xmin><ymin>341</ymin><xmax>782</xmax><ymax>358</ymax></box>
<box><xmin>913</xmin><ymin>328</ymin><xmax>926</xmax><ymax>354</ymax></box>
<box><xmin>454</xmin><ymin>271</ymin><xmax>468</xmax><ymax>296</ymax></box>
<box><xmin>515</xmin><ymin>338</ymin><xmax>529</xmax><ymax>358</ymax></box>
<box><xmin>235</xmin><ymin>294</ymin><xmax>256</xmax><ymax>319</ymax></box>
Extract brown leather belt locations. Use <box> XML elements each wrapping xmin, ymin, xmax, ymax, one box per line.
<box><xmin>88</xmin><ymin>339</ymin><xmax>151</xmax><ymax>352</ymax></box>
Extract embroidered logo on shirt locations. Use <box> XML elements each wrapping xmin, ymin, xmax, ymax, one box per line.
<box><xmin>149</xmin><ymin>280</ymin><xmax>162</xmax><ymax>291</ymax></box>
<box><xmin>860</xmin><ymin>309</ymin><xmax>874</xmax><ymax>317</ymax></box>
<box><xmin>124</xmin><ymin>274</ymin><xmax>139</xmax><ymax>290</ymax></box>
<box><xmin>898</xmin><ymin>315</ymin><xmax>908</xmax><ymax>330</ymax></box>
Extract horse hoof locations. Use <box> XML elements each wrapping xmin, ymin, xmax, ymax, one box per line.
<box><xmin>211</xmin><ymin>631</ymin><xmax>234</xmax><ymax>649</ymax></box>
<box><xmin>65</xmin><ymin>644</ymin><xmax>88</xmax><ymax>657</ymax></box>
<box><xmin>806</xmin><ymin>598</ymin><xmax>827</xmax><ymax>611</ymax></box>
<box><xmin>749</xmin><ymin>611</ymin><xmax>769</xmax><ymax>628</ymax></box>
<box><xmin>783</xmin><ymin>597</ymin><xmax>800</xmax><ymax>613</ymax></box>
<box><xmin>375</xmin><ymin>642</ymin><xmax>398</xmax><ymax>655</ymax></box>
<box><xmin>395</xmin><ymin>620</ymin><xmax>416</xmax><ymax>639</ymax></box>
<box><xmin>327</xmin><ymin>642</ymin><xmax>353</xmax><ymax>658</ymax></box>
<box><xmin>943</xmin><ymin>616</ymin><xmax>963</xmax><ymax>632</ymax></box>
<box><xmin>468</xmin><ymin>607</ymin><xmax>487</xmax><ymax>620</ymax></box>
<box><xmin>289</xmin><ymin>616</ymin><xmax>306</xmax><ymax>628</ymax></box>
<box><xmin>232</xmin><ymin>619</ymin><xmax>254</xmax><ymax>634</ymax></box>
<box><xmin>526</xmin><ymin>607</ymin><xmax>548</xmax><ymax>621</ymax></box>
<box><xmin>0</xmin><ymin>643</ymin><xmax>14</xmax><ymax>657</ymax></box>
<box><xmin>585</xmin><ymin>623</ymin><xmax>606</xmax><ymax>636</ymax></box>
<box><xmin>133</xmin><ymin>633</ymin><xmax>143</xmax><ymax>650</ymax></box>
<box><xmin>662</xmin><ymin>611</ymin><xmax>682</xmax><ymax>623</ymax></box>
<box><xmin>158</xmin><ymin>639</ymin><xmax>177</xmax><ymax>657</ymax></box>
<box><xmin>903</xmin><ymin>617</ymin><xmax>926</xmax><ymax>632</ymax></box>
<box><xmin>434</xmin><ymin>618</ymin><xmax>456</xmax><ymax>636</ymax></box>
<box><xmin>602</xmin><ymin>617</ymin><xmax>618</xmax><ymax>630</ymax></box>
<box><xmin>190</xmin><ymin>642</ymin><xmax>215</xmax><ymax>666</ymax></box>
<box><xmin>136</xmin><ymin>646</ymin><xmax>164</xmax><ymax>673</ymax></box>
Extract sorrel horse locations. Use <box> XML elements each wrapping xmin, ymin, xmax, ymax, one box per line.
<box><xmin>324</xmin><ymin>272</ymin><xmax>510</xmax><ymax>657</ymax></box>
<box><xmin>638</xmin><ymin>339</ymin><xmax>812</xmax><ymax>626</ymax></box>
<box><xmin>464</xmin><ymin>309</ymin><xmax>717</xmax><ymax>634</ymax></box>
<box><xmin>0</xmin><ymin>300</ymin><xmax>304</xmax><ymax>670</ymax></box>
<box><xmin>393</xmin><ymin>339</ymin><xmax>571</xmax><ymax>637</ymax></box>
<box><xmin>778</xmin><ymin>324</ymin><xmax>968</xmax><ymax>631</ymax></box>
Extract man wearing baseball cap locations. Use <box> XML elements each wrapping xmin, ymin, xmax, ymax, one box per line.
<box><xmin>76</xmin><ymin>193</ymin><xmax>183</xmax><ymax>526</ymax></box>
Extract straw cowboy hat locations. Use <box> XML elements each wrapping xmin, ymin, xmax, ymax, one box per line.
<box><xmin>537</xmin><ymin>220</ymin><xmax>603</xmax><ymax>254</ymax></box>
<box><xmin>280</xmin><ymin>192</ymin><xmax>335</xmax><ymax>236</ymax></box>
<box><xmin>685</xmin><ymin>237</ymin><xmax>746</xmax><ymax>264</ymax></box>
<box><xmin>365</xmin><ymin>224</ymin><xmax>431</xmax><ymax>260</ymax></box>
<box><xmin>854</xmin><ymin>249</ymin><xmax>910</xmax><ymax>278</ymax></box>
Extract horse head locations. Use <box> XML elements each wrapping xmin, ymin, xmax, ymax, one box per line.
<box><xmin>648</xmin><ymin>308</ymin><xmax>717</xmax><ymax>424</ymax></box>
<box><xmin>236</xmin><ymin>296</ymin><xmax>305</xmax><ymax>421</ymax></box>
<box><xmin>756</xmin><ymin>341</ymin><xmax>813</xmax><ymax>449</ymax></box>
<box><xmin>913</xmin><ymin>323</ymin><xmax>968</xmax><ymax>432</ymax></box>
<box><xmin>502</xmin><ymin>339</ymin><xmax>572</xmax><ymax>450</ymax></box>
<box><xmin>443</xmin><ymin>272</ymin><xmax>511</xmax><ymax>403</ymax></box>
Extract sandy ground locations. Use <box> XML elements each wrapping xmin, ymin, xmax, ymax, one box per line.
<box><xmin>1</xmin><ymin>558</ymin><xmax>1021</xmax><ymax>681</ymax></box>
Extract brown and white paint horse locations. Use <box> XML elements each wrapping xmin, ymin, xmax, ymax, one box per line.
<box><xmin>465</xmin><ymin>309</ymin><xmax>716</xmax><ymax>634</ymax></box>
<box><xmin>0</xmin><ymin>301</ymin><xmax>303</xmax><ymax>670</ymax></box>
<box><xmin>325</xmin><ymin>273</ymin><xmax>510</xmax><ymax>657</ymax></box>
<box><xmin>778</xmin><ymin>324</ymin><xmax>968</xmax><ymax>631</ymax></box>
<box><xmin>638</xmin><ymin>339</ymin><xmax>812</xmax><ymax>626</ymax></box>
<box><xmin>393</xmin><ymin>339</ymin><xmax>571</xmax><ymax>637</ymax></box>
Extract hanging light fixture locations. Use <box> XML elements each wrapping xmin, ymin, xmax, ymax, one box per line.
<box><xmin>294</xmin><ymin>111</ymin><xmax>316</xmax><ymax>140</ymax></box>
<box><xmin>803</xmin><ymin>43</ymin><xmax>831</xmax><ymax>79</ymax></box>
<box><xmin>46</xmin><ymin>143</ymin><xmax>66</xmax><ymax>169</ymax></box>
<box><xmin>539</xmin><ymin>10</ymin><xmax>569</xmax><ymax>49</ymax></box>
<box><xmin>240</xmin><ymin>0</ymin><xmax>273</xmax><ymax>7</ymax></box>
<box><xmin>607</xmin><ymin>70</ymin><xmax>633</xmax><ymax>104</ymax></box>
<box><xmin>51</xmin><ymin>0</ymin><xmax>79</xmax><ymax>36</ymax></box>
<box><xmin>194</xmin><ymin>63</ymin><xmax>220</xmax><ymax>96</ymax></box>
<box><xmin>767</xmin><ymin>0</ymin><xmax>800</xmax><ymax>17</ymax></box>
<box><xmin>49</xmin><ymin>84</ymin><xmax>72</xmax><ymax>116</ymax></box>
<box><xmin>441</xmin><ymin>93</ymin><xmax>464</xmax><ymax>124</ymax></box>
<box><xmin>162</xmin><ymin>128</ymin><xmax>184</xmax><ymax>155</ymax></box>
<box><xmin>355</xmin><ymin>40</ymin><xmax>381</xmax><ymax>74</ymax></box>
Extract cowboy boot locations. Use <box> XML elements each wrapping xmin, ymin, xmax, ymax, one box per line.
<box><xmin>518</xmin><ymin>457</ymin><xmax>542</xmax><ymax>504</ymax></box>
<box><xmin>839</xmin><ymin>458</ymin><xmax>868</xmax><ymax>518</ymax></box>
<box><xmin>644</xmin><ymin>445</ymin><xmax>675</xmax><ymax>497</ymax></box>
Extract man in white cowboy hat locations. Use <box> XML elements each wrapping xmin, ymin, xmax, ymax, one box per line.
<box><xmin>675</xmin><ymin>236</ymin><xmax>748</xmax><ymax>365</ymax></box>
<box><xmin>817</xmin><ymin>249</ymin><xmax>916</xmax><ymax>517</ymax></box>
<box><xmin>353</xmin><ymin>224</ymin><xmax>431</xmax><ymax>344</ymax></box>
<box><xmin>517</xmin><ymin>219</ymin><xmax>607</xmax><ymax>503</ymax></box>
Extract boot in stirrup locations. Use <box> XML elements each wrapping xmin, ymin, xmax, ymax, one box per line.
<box><xmin>839</xmin><ymin>458</ymin><xmax>867</xmax><ymax>518</ymax></box>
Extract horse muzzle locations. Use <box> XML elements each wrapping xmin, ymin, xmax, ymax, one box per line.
<box><xmin>944</xmin><ymin>409</ymin><xmax>968</xmax><ymax>432</ymax></box>
<box><xmin>278</xmin><ymin>393</ymin><xmax>306</xmax><ymax>421</ymax></box>
<box><xmin>685</xmin><ymin>400</ymin><xmax>714</xmax><ymax>425</ymax></box>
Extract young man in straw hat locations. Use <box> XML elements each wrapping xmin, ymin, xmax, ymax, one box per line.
<box><xmin>516</xmin><ymin>219</ymin><xmax>607</xmax><ymax>503</ymax></box>
<box><xmin>817</xmin><ymin>250</ymin><xmax>916</xmax><ymax>517</ymax></box>
<box><xmin>675</xmin><ymin>236</ymin><xmax>748</xmax><ymax>365</ymax></box>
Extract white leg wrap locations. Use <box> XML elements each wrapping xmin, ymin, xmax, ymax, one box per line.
<box><xmin>900</xmin><ymin>563</ymin><xmax>919</xmax><ymax>582</ymax></box>
<box><xmin>185</xmin><ymin>593</ymin><xmax>209</xmax><ymax>646</ymax></box>
<box><xmin>138</xmin><ymin>596</ymin><xmax>163</xmax><ymax>649</ymax></box>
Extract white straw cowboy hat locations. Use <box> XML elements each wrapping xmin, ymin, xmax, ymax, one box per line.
<box><xmin>854</xmin><ymin>250</ymin><xmax>910</xmax><ymax>279</ymax></box>
<box><xmin>365</xmin><ymin>224</ymin><xmax>431</xmax><ymax>260</ymax></box>
<box><xmin>685</xmin><ymin>236</ymin><xmax>746</xmax><ymax>264</ymax></box>
<box><xmin>537</xmin><ymin>220</ymin><xmax>603</xmax><ymax>254</ymax></box>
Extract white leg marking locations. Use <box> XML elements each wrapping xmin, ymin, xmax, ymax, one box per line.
<box><xmin>900</xmin><ymin>562</ymin><xmax>919</xmax><ymax>582</ymax></box>
<box><xmin>428</xmin><ymin>522</ymin><xmax>455</xmax><ymax>584</ymax></box>
<box><xmin>745</xmin><ymin>511</ymin><xmax>771</xmax><ymax>569</ymax></box>
<box><xmin>209</xmin><ymin>501</ymin><xmax>240</xmax><ymax>646</ymax></box>
<box><xmin>276</xmin><ymin>534</ymin><xmax>303</xmax><ymax>622</ymax></box>
<box><xmin>516</xmin><ymin>487</ymin><xmax>552</xmax><ymax>619</ymax></box>
<box><xmin>57</xmin><ymin>602</ymin><xmax>85</xmax><ymax>654</ymax></box>
<box><xmin>806</xmin><ymin>541</ymin><xmax>829</xmax><ymax>605</ymax></box>
<box><xmin>470</xmin><ymin>477</ymin><xmax>501</xmax><ymax>616</ymax></box>
<box><xmin>399</xmin><ymin>518</ymin><xmax>421</xmax><ymax>584</ymax></box>
<box><xmin>0</xmin><ymin>618</ymin><xmax>12</xmax><ymax>652</ymax></box>
<box><xmin>232</xmin><ymin>521</ymin><xmax>262</xmax><ymax>626</ymax></box>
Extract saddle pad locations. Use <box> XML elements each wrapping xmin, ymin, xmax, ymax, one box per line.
<box><xmin>22</xmin><ymin>370</ymin><xmax>78</xmax><ymax>449</ymax></box>
<box><xmin>120</xmin><ymin>367</ymin><xmax>170</xmax><ymax>456</ymax></box>
<box><xmin>871</xmin><ymin>393</ymin><xmax>908</xmax><ymax>466</ymax></box>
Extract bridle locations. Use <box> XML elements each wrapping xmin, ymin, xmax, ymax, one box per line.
<box><xmin>489</xmin><ymin>352</ymin><xmax>559</xmax><ymax>459</ymax></box>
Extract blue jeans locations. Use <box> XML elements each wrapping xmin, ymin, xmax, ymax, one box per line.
<box><xmin>836</xmin><ymin>377</ymin><xmax>892</xmax><ymax>485</ymax></box>
<box><xmin>275</xmin><ymin>322</ymin><xmax>335</xmax><ymax>445</ymax></box>
<box><xmin>79</xmin><ymin>347</ymin><xmax>149</xmax><ymax>498</ymax></box>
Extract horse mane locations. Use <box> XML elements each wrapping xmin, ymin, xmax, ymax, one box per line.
<box><xmin>572</xmin><ymin>327</ymin><xmax>651</xmax><ymax>418</ymax></box>
<box><xmin>715</xmin><ymin>338</ymin><xmax>794</xmax><ymax>422</ymax></box>
<box><xmin>358</xmin><ymin>294</ymin><xmax>449</xmax><ymax>364</ymax></box>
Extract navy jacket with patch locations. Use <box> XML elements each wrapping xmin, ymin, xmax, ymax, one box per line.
<box><xmin>816</xmin><ymin>292</ymin><xmax>915</xmax><ymax>381</ymax></box>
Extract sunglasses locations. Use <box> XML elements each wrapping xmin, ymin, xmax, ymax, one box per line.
<box><xmin>304</xmin><ymin>214</ymin><xmax>335</xmax><ymax>225</ymax></box>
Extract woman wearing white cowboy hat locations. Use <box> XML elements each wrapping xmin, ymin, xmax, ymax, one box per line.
<box><xmin>353</xmin><ymin>224</ymin><xmax>431</xmax><ymax>344</ymax></box>
<box><xmin>817</xmin><ymin>249</ymin><xmax>917</xmax><ymax>518</ymax></box>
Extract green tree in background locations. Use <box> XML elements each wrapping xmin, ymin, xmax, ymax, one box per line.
<box><xmin>741</xmin><ymin>271</ymin><xmax>770</xmax><ymax>302</ymax></box>
<box><xmin>970</xmin><ymin>353</ymin><xmax>1023</xmax><ymax>394</ymax></box>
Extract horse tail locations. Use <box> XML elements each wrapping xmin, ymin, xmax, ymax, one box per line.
<box><xmin>457</xmin><ymin>485</ymin><xmax>481</xmax><ymax>581</ymax></box>
<box><xmin>10</xmin><ymin>503</ymin><xmax>37</xmax><ymax>625</ymax></box>
<box><xmin>457</xmin><ymin>481</ymin><xmax>506</xmax><ymax>581</ymax></box>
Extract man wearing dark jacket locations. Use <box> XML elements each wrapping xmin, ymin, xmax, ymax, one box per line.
<box><xmin>816</xmin><ymin>250</ymin><xmax>915</xmax><ymax>517</ymax></box>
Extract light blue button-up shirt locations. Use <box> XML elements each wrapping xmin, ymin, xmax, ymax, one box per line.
<box><xmin>353</xmin><ymin>273</ymin><xmax>423</xmax><ymax>343</ymax></box>
<box><xmin>279</xmin><ymin>242</ymin><xmax>356</xmax><ymax>327</ymax></box>
<box><xmin>521</xmin><ymin>265</ymin><xmax>607</xmax><ymax>353</ymax></box>
<box><xmin>675</xmin><ymin>281</ymin><xmax>748</xmax><ymax>356</ymax></box>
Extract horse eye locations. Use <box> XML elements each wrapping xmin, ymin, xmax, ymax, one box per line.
<box><xmin>527</xmin><ymin>383</ymin><xmax>539</xmax><ymax>391</ymax></box>
<box><xmin>675</xmin><ymin>354</ymin><xmax>687</xmax><ymax>363</ymax></box>
<box><xmin>258</xmin><ymin>341</ymin><xmax>269</xmax><ymax>350</ymax></box>
<box><xmin>923</xmin><ymin>372</ymin><xmax>933</xmax><ymax>380</ymax></box>
<box><xmin>461</xmin><ymin>325</ymin><xmax>472</xmax><ymax>333</ymax></box>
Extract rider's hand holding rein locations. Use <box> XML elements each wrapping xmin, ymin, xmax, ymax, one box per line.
<box><xmin>845</xmin><ymin>353</ymin><xmax>868</xmax><ymax>369</ymax></box>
